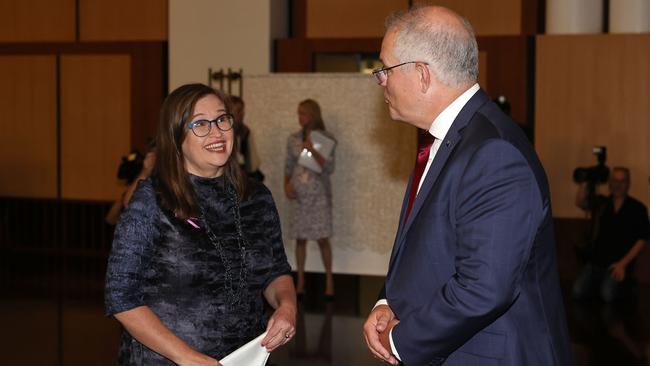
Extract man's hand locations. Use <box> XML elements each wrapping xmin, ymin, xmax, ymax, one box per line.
<box><xmin>363</xmin><ymin>304</ymin><xmax>398</xmax><ymax>365</ymax></box>
<box><xmin>609</xmin><ymin>261</ymin><xmax>627</xmax><ymax>282</ymax></box>
<box><xmin>379</xmin><ymin>318</ymin><xmax>400</xmax><ymax>359</ymax></box>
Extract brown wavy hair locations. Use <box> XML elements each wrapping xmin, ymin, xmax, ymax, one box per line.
<box><xmin>153</xmin><ymin>83</ymin><xmax>247</xmax><ymax>219</ymax></box>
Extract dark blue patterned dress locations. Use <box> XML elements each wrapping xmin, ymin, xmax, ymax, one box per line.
<box><xmin>105</xmin><ymin>175</ymin><xmax>291</xmax><ymax>365</ymax></box>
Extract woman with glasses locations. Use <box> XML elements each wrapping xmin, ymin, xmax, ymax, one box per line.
<box><xmin>105</xmin><ymin>83</ymin><xmax>296</xmax><ymax>365</ymax></box>
<box><xmin>284</xmin><ymin>99</ymin><xmax>336</xmax><ymax>301</ymax></box>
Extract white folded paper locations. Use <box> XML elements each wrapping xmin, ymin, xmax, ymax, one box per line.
<box><xmin>220</xmin><ymin>332</ymin><xmax>270</xmax><ymax>366</ymax></box>
<box><xmin>297</xmin><ymin>130</ymin><xmax>336</xmax><ymax>174</ymax></box>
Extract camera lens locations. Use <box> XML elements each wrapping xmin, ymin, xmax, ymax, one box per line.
<box><xmin>573</xmin><ymin>168</ymin><xmax>589</xmax><ymax>183</ymax></box>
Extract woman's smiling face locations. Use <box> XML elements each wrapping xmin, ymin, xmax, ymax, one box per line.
<box><xmin>181</xmin><ymin>94</ymin><xmax>234</xmax><ymax>178</ymax></box>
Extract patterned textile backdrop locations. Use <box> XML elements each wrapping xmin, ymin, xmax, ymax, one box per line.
<box><xmin>245</xmin><ymin>74</ymin><xmax>415</xmax><ymax>275</ymax></box>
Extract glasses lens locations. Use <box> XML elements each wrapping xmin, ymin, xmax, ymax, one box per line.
<box><xmin>190</xmin><ymin>120</ymin><xmax>211</xmax><ymax>137</ymax></box>
<box><xmin>216</xmin><ymin>114</ymin><xmax>234</xmax><ymax>131</ymax></box>
<box><xmin>372</xmin><ymin>69</ymin><xmax>386</xmax><ymax>84</ymax></box>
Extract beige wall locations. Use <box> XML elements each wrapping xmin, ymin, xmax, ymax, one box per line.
<box><xmin>536</xmin><ymin>35</ymin><xmax>650</xmax><ymax>218</ymax></box>
<box><xmin>169</xmin><ymin>0</ymin><xmax>287</xmax><ymax>91</ymax></box>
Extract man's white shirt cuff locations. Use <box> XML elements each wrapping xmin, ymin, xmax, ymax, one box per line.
<box><xmin>373</xmin><ymin>299</ymin><xmax>388</xmax><ymax>309</ymax></box>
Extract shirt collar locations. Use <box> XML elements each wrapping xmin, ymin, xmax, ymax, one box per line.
<box><xmin>428</xmin><ymin>83</ymin><xmax>480</xmax><ymax>140</ymax></box>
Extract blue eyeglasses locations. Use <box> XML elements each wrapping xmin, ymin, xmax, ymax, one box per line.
<box><xmin>187</xmin><ymin>113</ymin><xmax>234</xmax><ymax>137</ymax></box>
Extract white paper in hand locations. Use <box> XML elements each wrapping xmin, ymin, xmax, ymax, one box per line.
<box><xmin>220</xmin><ymin>332</ymin><xmax>270</xmax><ymax>366</ymax></box>
<box><xmin>297</xmin><ymin>130</ymin><xmax>336</xmax><ymax>174</ymax></box>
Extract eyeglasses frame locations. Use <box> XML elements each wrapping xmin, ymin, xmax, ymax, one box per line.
<box><xmin>371</xmin><ymin>61</ymin><xmax>429</xmax><ymax>84</ymax></box>
<box><xmin>186</xmin><ymin>113</ymin><xmax>235</xmax><ymax>137</ymax></box>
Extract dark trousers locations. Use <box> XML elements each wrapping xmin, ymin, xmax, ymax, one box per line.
<box><xmin>573</xmin><ymin>264</ymin><xmax>635</xmax><ymax>303</ymax></box>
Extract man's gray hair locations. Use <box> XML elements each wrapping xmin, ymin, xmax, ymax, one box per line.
<box><xmin>385</xmin><ymin>6</ymin><xmax>478</xmax><ymax>87</ymax></box>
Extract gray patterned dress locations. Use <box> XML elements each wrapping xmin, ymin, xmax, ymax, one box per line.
<box><xmin>285</xmin><ymin>130</ymin><xmax>335</xmax><ymax>240</ymax></box>
<box><xmin>105</xmin><ymin>175</ymin><xmax>291</xmax><ymax>365</ymax></box>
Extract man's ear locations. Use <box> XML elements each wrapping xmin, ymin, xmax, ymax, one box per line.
<box><xmin>417</xmin><ymin>62</ymin><xmax>430</xmax><ymax>93</ymax></box>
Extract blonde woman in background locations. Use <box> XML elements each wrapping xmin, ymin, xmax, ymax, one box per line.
<box><xmin>284</xmin><ymin>99</ymin><xmax>336</xmax><ymax>300</ymax></box>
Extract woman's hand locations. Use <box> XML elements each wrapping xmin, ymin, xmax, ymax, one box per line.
<box><xmin>302</xmin><ymin>135</ymin><xmax>314</xmax><ymax>152</ymax></box>
<box><xmin>261</xmin><ymin>304</ymin><xmax>296</xmax><ymax>352</ymax></box>
<box><xmin>301</xmin><ymin>133</ymin><xmax>327</xmax><ymax>168</ymax></box>
<box><xmin>284</xmin><ymin>180</ymin><xmax>297</xmax><ymax>199</ymax></box>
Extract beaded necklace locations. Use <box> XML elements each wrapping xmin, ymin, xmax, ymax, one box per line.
<box><xmin>200</xmin><ymin>183</ymin><xmax>248</xmax><ymax>308</ymax></box>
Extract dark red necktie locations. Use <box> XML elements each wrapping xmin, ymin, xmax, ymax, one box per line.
<box><xmin>404</xmin><ymin>130</ymin><xmax>435</xmax><ymax>221</ymax></box>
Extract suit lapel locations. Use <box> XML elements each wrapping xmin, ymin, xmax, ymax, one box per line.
<box><xmin>392</xmin><ymin>89</ymin><xmax>491</xmax><ymax>257</ymax></box>
<box><xmin>388</xmin><ymin>174</ymin><xmax>414</xmax><ymax>270</ymax></box>
<box><xmin>395</xmin><ymin>174</ymin><xmax>412</xmax><ymax>237</ymax></box>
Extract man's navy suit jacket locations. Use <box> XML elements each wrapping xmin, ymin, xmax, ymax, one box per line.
<box><xmin>382</xmin><ymin>89</ymin><xmax>572</xmax><ymax>365</ymax></box>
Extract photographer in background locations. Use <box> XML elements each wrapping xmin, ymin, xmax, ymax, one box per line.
<box><xmin>573</xmin><ymin>166</ymin><xmax>649</xmax><ymax>302</ymax></box>
<box><xmin>105</xmin><ymin>148</ymin><xmax>156</xmax><ymax>225</ymax></box>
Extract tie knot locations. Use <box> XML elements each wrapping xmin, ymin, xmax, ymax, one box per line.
<box><xmin>418</xmin><ymin>131</ymin><xmax>435</xmax><ymax>153</ymax></box>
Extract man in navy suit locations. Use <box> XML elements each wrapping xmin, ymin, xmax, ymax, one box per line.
<box><xmin>362</xmin><ymin>6</ymin><xmax>572</xmax><ymax>365</ymax></box>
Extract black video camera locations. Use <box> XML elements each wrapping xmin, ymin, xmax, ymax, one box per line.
<box><xmin>117</xmin><ymin>150</ymin><xmax>144</xmax><ymax>184</ymax></box>
<box><xmin>573</xmin><ymin>146</ymin><xmax>609</xmax><ymax>184</ymax></box>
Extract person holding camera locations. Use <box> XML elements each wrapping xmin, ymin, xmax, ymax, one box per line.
<box><xmin>105</xmin><ymin>148</ymin><xmax>156</xmax><ymax>226</ymax></box>
<box><xmin>573</xmin><ymin>166</ymin><xmax>650</xmax><ymax>302</ymax></box>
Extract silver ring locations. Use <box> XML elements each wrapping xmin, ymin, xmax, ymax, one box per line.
<box><xmin>285</xmin><ymin>333</ymin><xmax>291</xmax><ymax>338</ymax></box>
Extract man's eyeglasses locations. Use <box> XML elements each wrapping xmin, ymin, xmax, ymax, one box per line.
<box><xmin>187</xmin><ymin>113</ymin><xmax>234</xmax><ymax>137</ymax></box>
<box><xmin>371</xmin><ymin>61</ymin><xmax>428</xmax><ymax>84</ymax></box>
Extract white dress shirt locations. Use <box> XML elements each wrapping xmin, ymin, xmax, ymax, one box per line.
<box><xmin>376</xmin><ymin>83</ymin><xmax>480</xmax><ymax>361</ymax></box>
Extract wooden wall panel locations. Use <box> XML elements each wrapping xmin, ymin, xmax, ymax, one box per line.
<box><xmin>79</xmin><ymin>0</ymin><xmax>167</xmax><ymax>41</ymax></box>
<box><xmin>536</xmin><ymin>35</ymin><xmax>650</xmax><ymax>218</ymax></box>
<box><xmin>476</xmin><ymin>36</ymin><xmax>530</xmax><ymax>128</ymax></box>
<box><xmin>60</xmin><ymin>54</ymin><xmax>131</xmax><ymax>201</ymax></box>
<box><xmin>275</xmin><ymin>38</ymin><xmax>383</xmax><ymax>72</ymax></box>
<box><xmin>414</xmin><ymin>0</ymin><xmax>522</xmax><ymax>35</ymax></box>
<box><xmin>0</xmin><ymin>0</ymin><xmax>75</xmax><ymax>42</ymax></box>
<box><xmin>306</xmin><ymin>0</ymin><xmax>408</xmax><ymax>38</ymax></box>
<box><xmin>0</xmin><ymin>55</ymin><xmax>57</xmax><ymax>198</ymax></box>
<box><xmin>478</xmin><ymin>50</ymin><xmax>487</xmax><ymax>90</ymax></box>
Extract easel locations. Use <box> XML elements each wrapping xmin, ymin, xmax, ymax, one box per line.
<box><xmin>208</xmin><ymin>67</ymin><xmax>243</xmax><ymax>97</ymax></box>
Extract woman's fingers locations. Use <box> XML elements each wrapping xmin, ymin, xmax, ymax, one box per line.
<box><xmin>262</xmin><ymin>311</ymin><xmax>295</xmax><ymax>352</ymax></box>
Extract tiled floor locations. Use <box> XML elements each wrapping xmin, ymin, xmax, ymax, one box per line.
<box><xmin>2</xmin><ymin>279</ymin><xmax>649</xmax><ymax>365</ymax></box>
